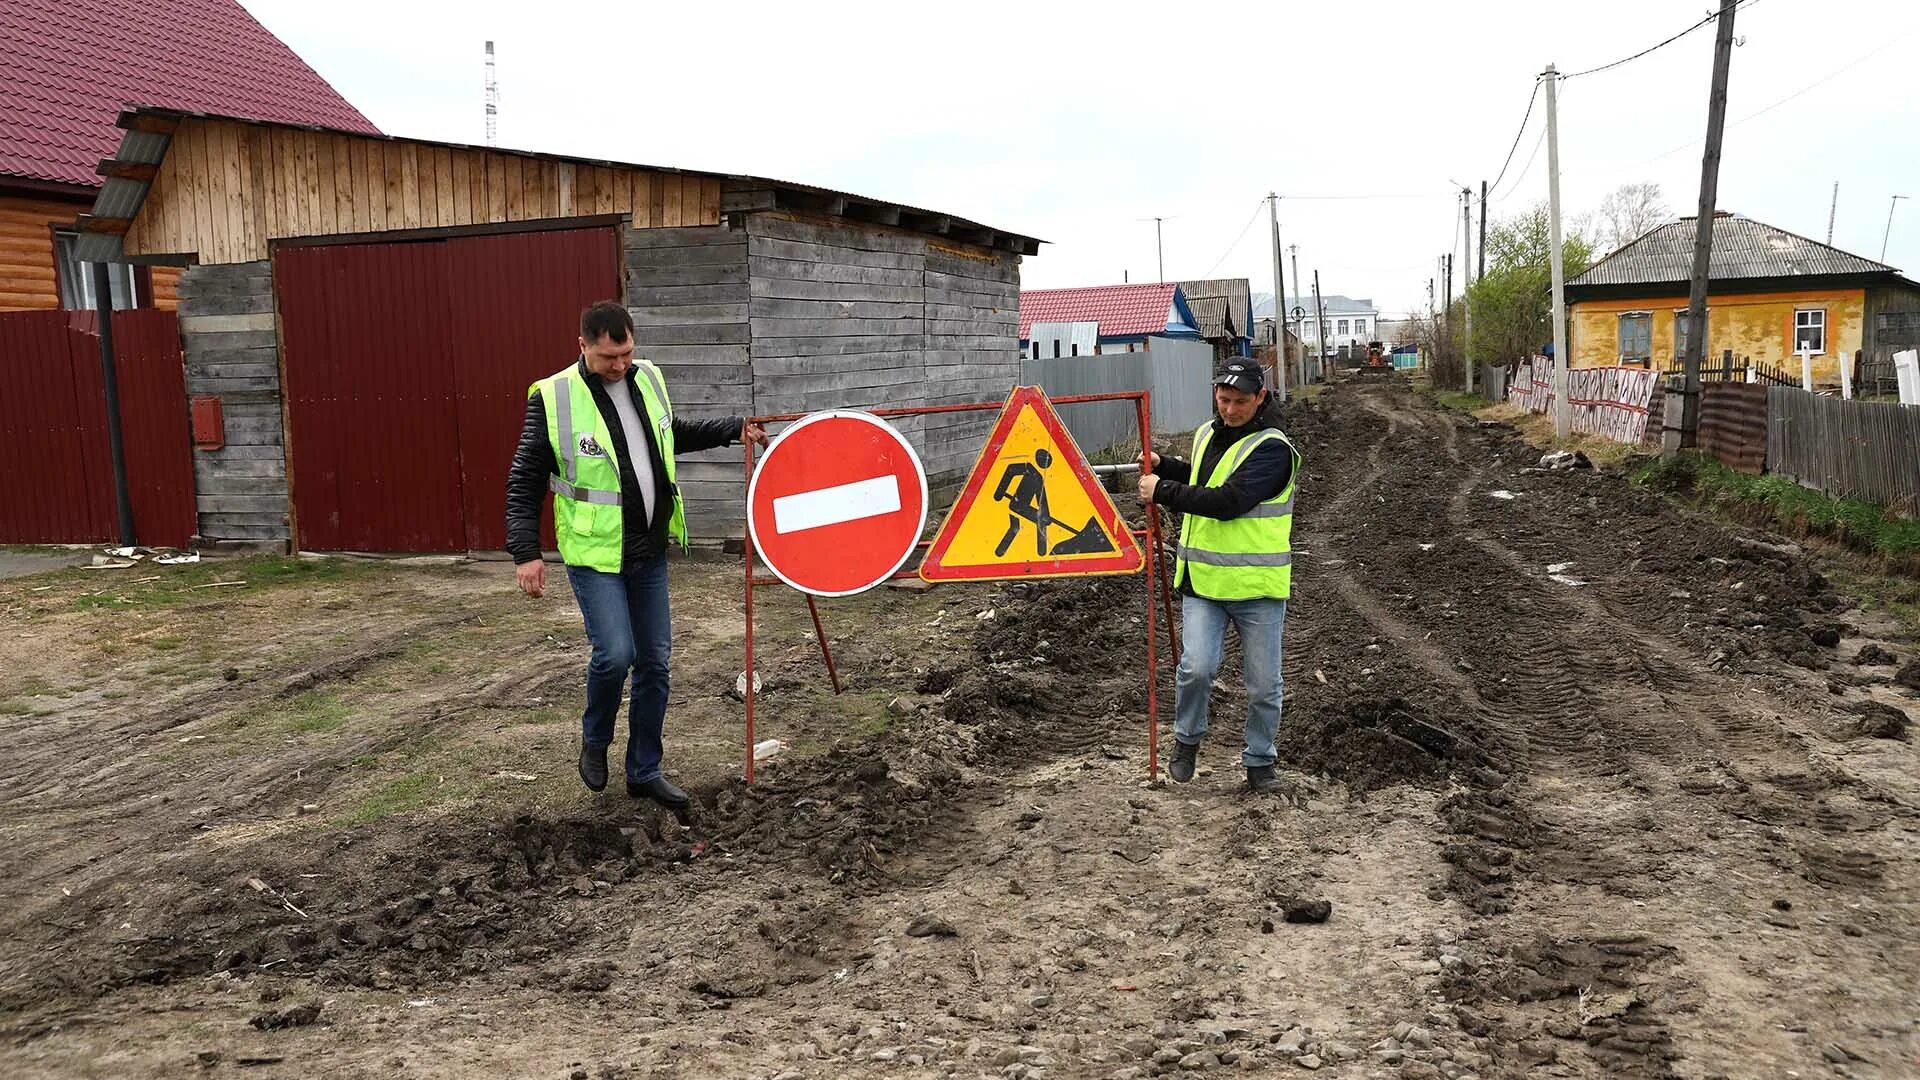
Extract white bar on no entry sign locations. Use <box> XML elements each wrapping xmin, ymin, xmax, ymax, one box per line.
<box><xmin>772</xmin><ymin>475</ymin><xmax>901</xmax><ymax>533</ymax></box>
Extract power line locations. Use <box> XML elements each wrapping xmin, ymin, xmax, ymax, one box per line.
<box><xmin>1199</xmin><ymin>199</ymin><xmax>1268</xmax><ymax>279</ymax></box>
<box><xmin>1561</xmin><ymin>0</ymin><xmax>1759</xmax><ymax>80</ymax></box>
<box><xmin>1493</xmin><ymin>124</ymin><xmax>1549</xmax><ymax>205</ymax></box>
<box><xmin>1486</xmin><ymin>81</ymin><xmax>1541</xmax><ymax>195</ymax></box>
<box><xmin>1278</xmin><ymin>192</ymin><xmax>1454</xmax><ymax>201</ymax></box>
<box><xmin>1626</xmin><ymin>26</ymin><xmax>1920</xmax><ymax>169</ymax></box>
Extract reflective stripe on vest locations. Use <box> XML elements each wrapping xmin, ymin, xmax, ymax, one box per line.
<box><xmin>531</xmin><ymin>360</ymin><xmax>687</xmax><ymax>573</ymax></box>
<box><xmin>1175</xmin><ymin>421</ymin><xmax>1299</xmax><ymax>601</ymax></box>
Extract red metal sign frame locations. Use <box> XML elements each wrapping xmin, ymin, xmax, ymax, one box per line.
<box><xmin>739</xmin><ymin>389</ymin><xmax>1177</xmax><ymax>785</ymax></box>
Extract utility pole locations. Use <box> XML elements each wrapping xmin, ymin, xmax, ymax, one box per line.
<box><xmin>1442</xmin><ymin>252</ymin><xmax>1452</xmax><ymax>376</ymax></box>
<box><xmin>1478</xmin><ymin>180</ymin><xmax>1488</xmax><ymax>281</ymax></box>
<box><xmin>91</xmin><ymin>262</ymin><xmax>135</xmax><ymax>545</ymax></box>
<box><xmin>1678</xmin><ymin>0</ymin><xmax>1739</xmax><ymax>450</ymax></box>
<box><xmin>1289</xmin><ymin>245</ymin><xmax>1303</xmax><ymax>388</ymax></box>
<box><xmin>1883</xmin><ymin>195</ymin><xmax>1910</xmax><ymax>261</ymax></box>
<box><xmin>1153</xmin><ymin>217</ymin><xmax>1165</xmax><ymax>282</ymax></box>
<box><xmin>1312</xmin><ymin>270</ymin><xmax>1326</xmax><ymax>374</ymax></box>
<box><xmin>1267</xmin><ymin>194</ymin><xmax>1288</xmax><ymax>399</ymax></box>
<box><xmin>1545</xmin><ymin>62</ymin><xmax>1571</xmax><ymax>439</ymax></box>
<box><xmin>1827</xmin><ymin>182</ymin><xmax>1839</xmax><ymax>244</ymax></box>
<box><xmin>1463</xmin><ymin>188</ymin><xmax>1475</xmax><ymax>394</ymax></box>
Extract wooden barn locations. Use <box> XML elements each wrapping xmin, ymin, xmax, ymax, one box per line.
<box><xmin>71</xmin><ymin>107</ymin><xmax>1040</xmax><ymax>553</ymax></box>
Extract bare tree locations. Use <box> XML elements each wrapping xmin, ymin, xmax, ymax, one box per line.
<box><xmin>1595</xmin><ymin>183</ymin><xmax>1671</xmax><ymax>253</ymax></box>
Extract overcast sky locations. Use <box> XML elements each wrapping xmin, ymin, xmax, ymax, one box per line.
<box><xmin>244</xmin><ymin>0</ymin><xmax>1919</xmax><ymax>319</ymax></box>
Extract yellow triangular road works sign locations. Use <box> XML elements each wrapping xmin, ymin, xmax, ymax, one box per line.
<box><xmin>919</xmin><ymin>386</ymin><xmax>1144</xmax><ymax>582</ymax></box>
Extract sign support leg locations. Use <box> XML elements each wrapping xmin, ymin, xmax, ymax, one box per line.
<box><xmin>743</xmin><ymin>439</ymin><xmax>758</xmax><ymax>786</ymax></box>
<box><xmin>805</xmin><ymin>595</ymin><xmax>843</xmax><ymax>694</ymax></box>
<box><xmin>1137</xmin><ymin>396</ymin><xmax>1161</xmax><ymax>783</ymax></box>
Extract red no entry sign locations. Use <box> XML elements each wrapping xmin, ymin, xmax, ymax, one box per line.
<box><xmin>747</xmin><ymin>411</ymin><xmax>929</xmax><ymax>596</ymax></box>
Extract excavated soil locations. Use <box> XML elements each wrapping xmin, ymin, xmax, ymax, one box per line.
<box><xmin>2</xmin><ymin>378</ymin><xmax>1917</xmax><ymax>1080</ymax></box>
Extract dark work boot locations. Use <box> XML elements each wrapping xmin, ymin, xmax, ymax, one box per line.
<box><xmin>628</xmin><ymin>775</ymin><xmax>690</xmax><ymax>812</ymax></box>
<box><xmin>1168</xmin><ymin>740</ymin><xmax>1200</xmax><ymax>784</ymax></box>
<box><xmin>578</xmin><ymin>744</ymin><xmax>609</xmax><ymax>792</ymax></box>
<box><xmin>1246</xmin><ymin>764</ymin><xmax>1289</xmax><ymax>795</ymax></box>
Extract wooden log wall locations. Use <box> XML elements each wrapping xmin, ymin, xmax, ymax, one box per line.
<box><xmin>123</xmin><ymin>118</ymin><xmax>723</xmax><ymax>265</ymax></box>
<box><xmin>176</xmin><ymin>261</ymin><xmax>289</xmax><ymax>547</ymax></box>
<box><xmin>623</xmin><ymin>223</ymin><xmax>753</xmax><ymax>535</ymax></box>
<box><xmin>621</xmin><ymin>213</ymin><xmax>1021</xmax><ymax>542</ymax></box>
<box><xmin>0</xmin><ymin>191</ymin><xmax>86</xmax><ymax>309</ymax></box>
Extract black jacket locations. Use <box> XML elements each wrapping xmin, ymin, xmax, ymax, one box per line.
<box><xmin>1152</xmin><ymin>415</ymin><xmax>1295</xmax><ymax>594</ymax></box>
<box><xmin>505</xmin><ymin>357</ymin><xmax>741</xmax><ymax>567</ymax></box>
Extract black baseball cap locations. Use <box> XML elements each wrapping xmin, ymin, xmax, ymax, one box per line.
<box><xmin>1214</xmin><ymin>359</ymin><xmax>1265</xmax><ymax>394</ymax></box>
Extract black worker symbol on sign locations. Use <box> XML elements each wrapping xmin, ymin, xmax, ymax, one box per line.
<box><xmin>990</xmin><ymin>448</ymin><xmax>1118</xmax><ymax>559</ymax></box>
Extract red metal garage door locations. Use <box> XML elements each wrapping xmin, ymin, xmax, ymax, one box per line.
<box><xmin>275</xmin><ymin>227</ymin><xmax>620</xmax><ymax>552</ymax></box>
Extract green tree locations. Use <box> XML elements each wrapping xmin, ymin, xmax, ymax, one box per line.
<box><xmin>1466</xmin><ymin>202</ymin><xmax>1595</xmax><ymax>367</ymax></box>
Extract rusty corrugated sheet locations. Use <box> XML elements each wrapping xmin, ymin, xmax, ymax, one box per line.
<box><xmin>275</xmin><ymin>227</ymin><xmax>617</xmax><ymax>552</ymax></box>
<box><xmin>0</xmin><ymin>309</ymin><xmax>194</xmax><ymax>545</ymax></box>
<box><xmin>1697</xmin><ymin>381</ymin><xmax>1768</xmax><ymax>474</ymax></box>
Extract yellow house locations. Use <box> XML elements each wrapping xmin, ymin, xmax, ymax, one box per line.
<box><xmin>1565</xmin><ymin>213</ymin><xmax>1920</xmax><ymax>386</ymax></box>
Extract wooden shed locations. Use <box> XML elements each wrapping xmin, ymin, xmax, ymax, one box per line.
<box><xmin>74</xmin><ymin>107</ymin><xmax>1040</xmax><ymax>553</ymax></box>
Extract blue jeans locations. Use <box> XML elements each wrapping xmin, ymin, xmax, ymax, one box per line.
<box><xmin>566</xmin><ymin>558</ymin><xmax>671</xmax><ymax>785</ymax></box>
<box><xmin>1174</xmin><ymin>594</ymin><xmax>1286</xmax><ymax>768</ymax></box>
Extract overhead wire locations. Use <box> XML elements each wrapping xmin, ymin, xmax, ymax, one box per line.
<box><xmin>1199</xmin><ymin>198</ymin><xmax>1269</xmax><ymax>280</ymax></box>
<box><xmin>1486</xmin><ymin>80</ymin><xmax>1542</xmax><ymax>196</ymax></box>
<box><xmin>1559</xmin><ymin>0</ymin><xmax>1760</xmax><ymax>81</ymax></box>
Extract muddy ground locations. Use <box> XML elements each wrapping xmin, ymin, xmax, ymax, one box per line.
<box><xmin>2</xmin><ymin>378</ymin><xmax>1917</xmax><ymax>1080</ymax></box>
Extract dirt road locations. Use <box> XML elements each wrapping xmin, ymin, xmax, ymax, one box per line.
<box><xmin>2</xmin><ymin>379</ymin><xmax>1915</xmax><ymax>1079</ymax></box>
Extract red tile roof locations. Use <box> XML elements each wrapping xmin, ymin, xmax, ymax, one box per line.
<box><xmin>0</xmin><ymin>0</ymin><xmax>378</xmax><ymax>188</ymax></box>
<box><xmin>1019</xmin><ymin>283</ymin><xmax>1179</xmax><ymax>339</ymax></box>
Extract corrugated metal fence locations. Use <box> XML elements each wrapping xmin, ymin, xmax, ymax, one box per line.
<box><xmin>1696</xmin><ymin>382</ymin><xmax>1768</xmax><ymax>474</ymax></box>
<box><xmin>1020</xmin><ymin>335</ymin><xmax>1214</xmax><ymax>454</ymax></box>
<box><xmin>0</xmin><ymin>308</ymin><xmax>196</xmax><ymax>546</ymax></box>
<box><xmin>1766</xmin><ymin>389</ymin><xmax>1920</xmax><ymax>514</ymax></box>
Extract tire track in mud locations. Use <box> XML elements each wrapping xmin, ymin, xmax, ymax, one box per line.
<box><xmin>1299</xmin><ymin>381</ymin><xmax>1918</xmax><ymax>1079</ymax></box>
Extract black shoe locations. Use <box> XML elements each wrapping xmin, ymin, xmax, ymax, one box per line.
<box><xmin>578</xmin><ymin>745</ymin><xmax>608</xmax><ymax>792</ymax></box>
<box><xmin>1246</xmin><ymin>764</ymin><xmax>1289</xmax><ymax>795</ymax></box>
<box><xmin>627</xmin><ymin>775</ymin><xmax>690</xmax><ymax>810</ymax></box>
<box><xmin>1168</xmin><ymin>740</ymin><xmax>1199</xmax><ymax>783</ymax></box>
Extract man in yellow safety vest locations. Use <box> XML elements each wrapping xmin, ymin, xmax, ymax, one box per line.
<box><xmin>1138</xmin><ymin>359</ymin><xmax>1301</xmax><ymax>794</ymax></box>
<box><xmin>505</xmin><ymin>301</ymin><xmax>767</xmax><ymax>812</ymax></box>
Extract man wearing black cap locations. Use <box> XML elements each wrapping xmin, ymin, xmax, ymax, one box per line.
<box><xmin>1137</xmin><ymin>359</ymin><xmax>1301</xmax><ymax>794</ymax></box>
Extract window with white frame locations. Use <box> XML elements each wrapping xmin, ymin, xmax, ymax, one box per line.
<box><xmin>1337</xmin><ymin>318</ymin><xmax>1350</xmax><ymax>334</ymax></box>
<box><xmin>52</xmin><ymin>230</ymin><xmax>136</xmax><ymax>311</ymax></box>
<box><xmin>1672</xmin><ymin>308</ymin><xmax>1710</xmax><ymax>361</ymax></box>
<box><xmin>1617</xmin><ymin>311</ymin><xmax>1652</xmax><ymax>363</ymax></box>
<box><xmin>1794</xmin><ymin>308</ymin><xmax>1826</xmax><ymax>354</ymax></box>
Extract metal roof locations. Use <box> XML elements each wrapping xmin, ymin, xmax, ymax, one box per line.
<box><xmin>1569</xmin><ymin>214</ymin><xmax>1897</xmax><ymax>289</ymax></box>
<box><xmin>1178</xmin><ymin>277</ymin><xmax>1251</xmax><ymax>339</ymax></box>
<box><xmin>1019</xmin><ymin>283</ymin><xmax>1182</xmax><ymax>339</ymax></box>
<box><xmin>1186</xmin><ymin>296</ymin><xmax>1233</xmax><ymax>338</ymax></box>
<box><xmin>1256</xmin><ymin>294</ymin><xmax>1376</xmax><ymax>316</ymax></box>
<box><xmin>0</xmin><ymin>0</ymin><xmax>377</xmax><ymax>188</ymax></box>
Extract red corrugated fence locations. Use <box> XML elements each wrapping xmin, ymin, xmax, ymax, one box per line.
<box><xmin>0</xmin><ymin>308</ymin><xmax>196</xmax><ymax>546</ymax></box>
